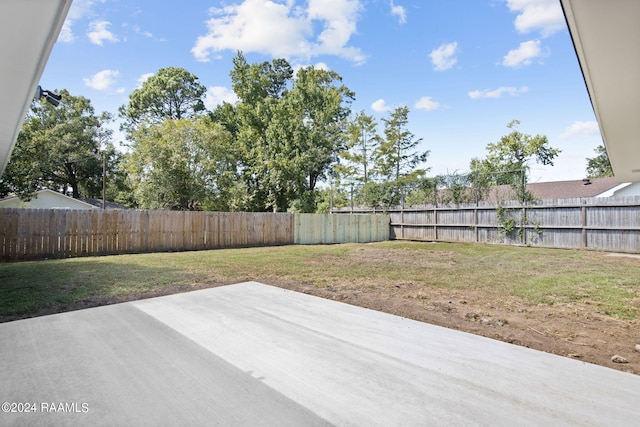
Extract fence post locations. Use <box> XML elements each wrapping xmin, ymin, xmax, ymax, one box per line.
<box><xmin>581</xmin><ymin>202</ymin><xmax>587</xmax><ymax>249</ymax></box>
<box><xmin>433</xmin><ymin>207</ymin><xmax>438</xmax><ymax>241</ymax></box>
<box><xmin>522</xmin><ymin>206</ymin><xmax>527</xmax><ymax>246</ymax></box>
<box><xmin>474</xmin><ymin>207</ymin><xmax>478</xmax><ymax>242</ymax></box>
<box><xmin>400</xmin><ymin>196</ymin><xmax>405</xmax><ymax>240</ymax></box>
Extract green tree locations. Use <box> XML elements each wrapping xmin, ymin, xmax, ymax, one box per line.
<box><xmin>1</xmin><ymin>90</ymin><xmax>113</xmax><ymax>200</ymax></box>
<box><xmin>586</xmin><ymin>144</ymin><xmax>613</xmax><ymax>178</ymax></box>
<box><xmin>102</xmin><ymin>148</ymin><xmax>136</xmax><ymax>208</ymax></box>
<box><xmin>217</xmin><ymin>52</ymin><xmax>294</xmax><ymax>211</ymax></box>
<box><xmin>269</xmin><ymin>66</ymin><xmax>354</xmax><ymax>211</ymax></box>
<box><xmin>339</xmin><ymin>111</ymin><xmax>380</xmax><ymax>186</ymax></box>
<box><xmin>214</xmin><ymin>53</ymin><xmax>354</xmax><ymax>212</ymax></box>
<box><xmin>119</xmin><ymin>67</ymin><xmax>206</xmax><ymax>132</ymax></box>
<box><xmin>125</xmin><ymin>117</ymin><xmax>236</xmax><ymax>210</ymax></box>
<box><xmin>469</xmin><ymin>120</ymin><xmax>560</xmax><ymax>203</ymax></box>
<box><xmin>375</xmin><ymin>106</ymin><xmax>429</xmax><ymax>182</ymax></box>
<box><xmin>370</xmin><ymin>106</ymin><xmax>429</xmax><ymax>205</ymax></box>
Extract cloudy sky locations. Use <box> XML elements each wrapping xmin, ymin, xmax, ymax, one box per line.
<box><xmin>40</xmin><ymin>0</ymin><xmax>603</xmax><ymax>182</ymax></box>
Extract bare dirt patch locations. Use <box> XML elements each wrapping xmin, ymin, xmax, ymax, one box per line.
<box><xmin>267</xmin><ymin>278</ymin><xmax>639</xmax><ymax>375</ymax></box>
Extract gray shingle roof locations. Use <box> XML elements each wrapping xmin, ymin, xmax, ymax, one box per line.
<box><xmin>488</xmin><ymin>177</ymin><xmax>620</xmax><ymax>202</ymax></box>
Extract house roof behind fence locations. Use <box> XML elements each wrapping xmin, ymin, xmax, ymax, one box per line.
<box><xmin>489</xmin><ymin>177</ymin><xmax>620</xmax><ymax>202</ymax></box>
<box><xmin>80</xmin><ymin>198</ymin><xmax>131</xmax><ymax>210</ymax></box>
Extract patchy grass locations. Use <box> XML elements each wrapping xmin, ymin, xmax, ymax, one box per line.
<box><xmin>1</xmin><ymin>241</ymin><xmax>638</xmax><ymax>320</ymax></box>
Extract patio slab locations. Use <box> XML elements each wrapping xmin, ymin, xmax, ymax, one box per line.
<box><xmin>1</xmin><ymin>281</ymin><xmax>639</xmax><ymax>426</ymax></box>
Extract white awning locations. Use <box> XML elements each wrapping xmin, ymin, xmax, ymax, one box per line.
<box><xmin>0</xmin><ymin>0</ymin><xmax>72</xmax><ymax>176</ymax></box>
<box><xmin>561</xmin><ymin>0</ymin><xmax>640</xmax><ymax>182</ymax></box>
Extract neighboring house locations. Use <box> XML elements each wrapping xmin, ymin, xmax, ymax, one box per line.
<box><xmin>80</xmin><ymin>198</ymin><xmax>131</xmax><ymax>210</ymax></box>
<box><xmin>0</xmin><ymin>189</ymin><xmax>97</xmax><ymax>209</ymax></box>
<box><xmin>594</xmin><ymin>182</ymin><xmax>640</xmax><ymax>198</ymax></box>
<box><xmin>486</xmin><ymin>177</ymin><xmax>639</xmax><ymax>202</ymax></box>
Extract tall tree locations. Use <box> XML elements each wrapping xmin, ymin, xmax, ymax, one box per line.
<box><xmin>375</xmin><ymin>106</ymin><xmax>429</xmax><ymax>182</ymax></box>
<box><xmin>1</xmin><ymin>90</ymin><xmax>113</xmax><ymax>199</ymax></box>
<box><xmin>354</xmin><ymin>107</ymin><xmax>428</xmax><ymax>207</ymax></box>
<box><xmin>586</xmin><ymin>144</ymin><xmax>614</xmax><ymax>178</ymax></box>
<box><xmin>119</xmin><ymin>67</ymin><xmax>206</xmax><ymax>132</ymax></box>
<box><xmin>370</xmin><ymin>106</ymin><xmax>429</xmax><ymax>207</ymax></box>
<box><xmin>469</xmin><ymin>120</ymin><xmax>560</xmax><ymax>202</ymax></box>
<box><xmin>125</xmin><ymin>117</ymin><xmax>236</xmax><ymax>211</ymax></box>
<box><xmin>219</xmin><ymin>52</ymin><xmax>295</xmax><ymax>211</ymax></box>
<box><xmin>339</xmin><ymin>111</ymin><xmax>380</xmax><ymax>185</ymax></box>
<box><xmin>267</xmin><ymin>66</ymin><xmax>354</xmax><ymax>210</ymax></box>
<box><xmin>215</xmin><ymin>53</ymin><xmax>354</xmax><ymax>212</ymax></box>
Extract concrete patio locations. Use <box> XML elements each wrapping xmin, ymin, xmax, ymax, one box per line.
<box><xmin>1</xmin><ymin>281</ymin><xmax>638</xmax><ymax>426</ymax></box>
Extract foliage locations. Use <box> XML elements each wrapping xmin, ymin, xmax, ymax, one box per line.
<box><xmin>339</xmin><ymin>111</ymin><xmax>380</xmax><ymax>185</ymax></box>
<box><xmin>221</xmin><ymin>53</ymin><xmax>292</xmax><ymax>211</ymax></box>
<box><xmin>469</xmin><ymin>120</ymin><xmax>559</xmax><ymax>203</ymax></box>
<box><xmin>360</xmin><ymin>181</ymin><xmax>403</xmax><ymax>207</ymax></box>
<box><xmin>374</xmin><ymin>106</ymin><xmax>429</xmax><ymax>182</ymax></box>
<box><xmin>315</xmin><ymin>186</ymin><xmax>349</xmax><ymax>213</ymax></box>
<box><xmin>271</xmin><ymin>66</ymin><xmax>354</xmax><ymax>197</ymax></box>
<box><xmin>119</xmin><ymin>67</ymin><xmax>206</xmax><ymax>133</ymax></box>
<box><xmin>495</xmin><ymin>204</ymin><xmax>542</xmax><ymax>243</ymax></box>
<box><xmin>496</xmin><ymin>204</ymin><xmax>518</xmax><ymax>237</ymax></box>
<box><xmin>100</xmin><ymin>146</ymin><xmax>135</xmax><ymax>207</ymax></box>
<box><xmin>586</xmin><ymin>144</ymin><xmax>613</xmax><ymax>178</ymax></box>
<box><xmin>0</xmin><ymin>90</ymin><xmax>117</xmax><ymax>200</ymax></box>
<box><xmin>404</xmin><ymin>176</ymin><xmax>440</xmax><ymax>205</ymax></box>
<box><xmin>125</xmin><ymin>117</ymin><xmax>237</xmax><ymax>210</ymax></box>
<box><xmin>213</xmin><ymin>52</ymin><xmax>354</xmax><ymax>212</ymax></box>
<box><xmin>337</xmin><ymin>108</ymin><xmax>433</xmax><ymax>208</ymax></box>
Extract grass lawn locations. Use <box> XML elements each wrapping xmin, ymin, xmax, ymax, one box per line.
<box><xmin>1</xmin><ymin>241</ymin><xmax>639</xmax><ymax>321</ymax></box>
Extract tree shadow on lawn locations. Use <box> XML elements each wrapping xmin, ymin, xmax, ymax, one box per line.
<box><xmin>0</xmin><ymin>257</ymin><xmax>233</xmax><ymax>323</ymax></box>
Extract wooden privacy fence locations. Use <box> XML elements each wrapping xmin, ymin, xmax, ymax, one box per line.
<box><xmin>332</xmin><ymin>196</ymin><xmax>640</xmax><ymax>253</ymax></box>
<box><xmin>0</xmin><ymin>209</ymin><xmax>389</xmax><ymax>261</ymax></box>
<box><xmin>294</xmin><ymin>213</ymin><xmax>389</xmax><ymax>245</ymax></box>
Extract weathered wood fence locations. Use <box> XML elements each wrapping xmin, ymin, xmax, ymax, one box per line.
<box><xmin>332</xmin><ymin>197</ymin><xmax>640</xmax><ymax>253</ymax></box>
<box><xmin>0</xmin><ymin>209</ymin><xmax>389</xmax><ymax>261</ymax></box>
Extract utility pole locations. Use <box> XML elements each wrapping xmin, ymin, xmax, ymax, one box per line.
<box><xmin>102</xmin><ymin>151</ymin><xmax>106</xmax><ymax>209</ymax></box>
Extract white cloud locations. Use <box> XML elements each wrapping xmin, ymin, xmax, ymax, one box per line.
<box><xmin>192</xmin><ymin>0</ymin><xmax>365</xmax><ymax>65</ymax></box>
<box><xmin>59</xmin><ymin>21</ymin><xmax>75</xmax><ymax>43</ymax></box>
<box><xmin>502</xmin><ymin>40</ymin><xmax>542</xmax><ymax>68</ymax></box>
<box><xmin>371</xmin><ymin>99</ymin><xmax>392</xmax><ymax>113</ymax></box>
<box><xmin>204</xmin><ymin>86</ymin><xmax>239</xmax><ymax>110</ymax></box>
<box><xmin>506</xmin><ymin>0</ymin><xmax>565</xmax><ymax>37</ymax></box>
<box><xmin>560</xmin><ymin>121</ymin><xmax>600</xmax><ymax>140</ymax></box>
<box><xmin>87</xmin><ymin>20</ymin><xmax>120</xmax><ymax>46</ymax></box>
<box><xmin>468</xmin><ymin>86</ymin><xmax>528</xmax><ymax>99</ymax></box>
<box><xmin>414</xmin><ymin>96</ymin><xmax>440</xmax><ymax>111</ymax></box>
<box><xmin>390</xmin><ymin>1</ymin><xmax>407</xmax><ymax>24</ymax></box>
<box><xmin>313</xmin><ymin>62</ymin><xmax>330</xmax><ymax>71</ymax></box>
<box><xmin>133</xmin><ymin>26</ymin><xmax>153</xmax><ymax>39</ymax></box>
<box><xmin>137</xmin><ymin>73</ymin><xmax>154</xmax><ymax>88</ymax></box>
<box><xmin>429</xmin><ymin>42</ymin><xmax>458</xmax><ymax>72</ymax></box>
<box><xmin>58</xmin><ymin>0</ymin><xmax>102</xmax><ymax>43</ymax></box>
<box><xmin>83</xmin><ymin>69</ymin><xmax>120</xmax><ymax>91</ymax></box>
<box><xmin>293</xmin><ymin>62</ymin><xmax>331</xmax><ymax>76</ymax></box>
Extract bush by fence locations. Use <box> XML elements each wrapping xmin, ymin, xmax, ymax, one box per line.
<box><xmin>332</xmin><ymin>197</ymin><xmax>640</xmax><ymax>253</ymax></box>
<box><xmin>0</xmin><ymin>209</ymin><xmax>389</xmax><ymax>261</ymax></box>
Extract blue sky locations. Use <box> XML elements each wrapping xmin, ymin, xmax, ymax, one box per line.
<box><xmin>40</xmin><ymin>0</ymin><xmax>603</xmax><ymax>183</ymax></box>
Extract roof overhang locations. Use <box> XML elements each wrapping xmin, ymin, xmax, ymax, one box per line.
<box><xmin>0</xmin><ymin>0</ymin><xmax>72</xmax><ymax>176</ymax></box>
<box><xmin>561</xmin><ymin>0</ymin><xmax>640</xmax><ymax>182</ymax></box>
